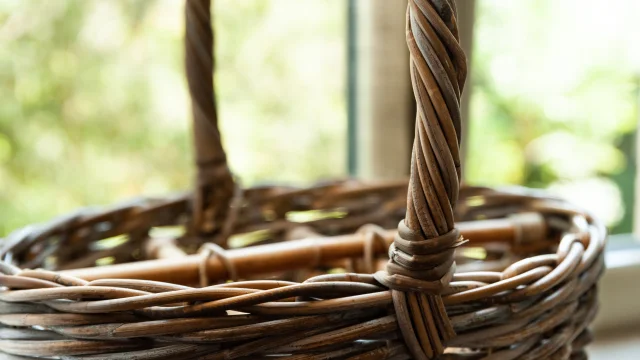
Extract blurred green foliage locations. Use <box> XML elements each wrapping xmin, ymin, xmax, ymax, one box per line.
<box><xmin>1</xmin><ymin>0</ymin><xmax>638</xmax><ymax>236</ymax></box>
<box><xmin>215</xmin><ymin>1</ymin><xmax>346</xmax><ymax>184</ymax></box>
<box><xmin>467</xmin><ymin>0</ymin><xmax>640</xmax><ymax>233</ymax></box>
<box><xmin>0</xmin><ymin>0</ymin><xmax>346</xmax><ymax>236</ymax></box>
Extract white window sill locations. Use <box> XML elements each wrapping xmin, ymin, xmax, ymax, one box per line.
<box><xmin>592</xmin><ymin>234</ymin><xmax>640</xmax><ymax>333</ymax></box>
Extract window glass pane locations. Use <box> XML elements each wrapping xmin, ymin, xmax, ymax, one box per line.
<box><xmin>0</xmin><ymin>0</ymin><xmax>347</xmax><ymax>235</ymax></box>
<box><xmin>216</xmin><ymin>1</ymin><xmax>347</xmax><ymax>185</ymax></box>
<box><xmin>468</xmin><ymin>0</ymin><xmax>639</xmax><ymax>233</ymax></box>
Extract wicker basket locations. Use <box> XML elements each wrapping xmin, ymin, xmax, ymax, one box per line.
<box><xmin>0</xmin><ymin>1</ymin><xmax>605</xmax><ymax>359</ymax></box>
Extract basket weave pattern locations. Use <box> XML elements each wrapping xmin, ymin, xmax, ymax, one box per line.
<box><xmin>0</xmin><ymin>1</ymin><xmax>605</xmax><ymax>359</ymax></box>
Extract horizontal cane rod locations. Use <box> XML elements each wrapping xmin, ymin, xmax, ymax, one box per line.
<box><xmin>60</xmin><ymin>214</ymin><xmax>545</xmax><ymax>284</ymax></box>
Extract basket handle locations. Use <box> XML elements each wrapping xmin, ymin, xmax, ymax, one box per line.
<box><xmin>404</xmin><ymin>0</ymin><xmax>466</xmax><ymax>238</ymax></box>
<box><xmin>379</xmin><ymin>0</ymin><xmax>467</xmax><ymax>284</ymax></box>
<box><xmin>185</xmin><ymin>0</ymin><xmax>235</xmax><ymax>237</ymax></box>
<box><xmin>376</xmin><ymin>0</ymin><xmax>467</xmax><ymax>291</ymax></box>
<box><xmin>375</xmin><ymin>1</ymin><xmax>468</xmax><ymax>358</ymax></box>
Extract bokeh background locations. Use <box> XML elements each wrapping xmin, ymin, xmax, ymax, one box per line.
<box><xmin>1</xmin><ymin>0</ymin><xmax>638</xmax><ymax>236</ymax></box>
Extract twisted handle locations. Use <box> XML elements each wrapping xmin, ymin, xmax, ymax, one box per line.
<box><xmin>185</xmin><ymin>0</ymin><xmax>235</xmax><ymax>237</ymax></box>
<box><xmin>376</xmin><ymin>1</ymin><xmax>467</xmax><ymax>358</ymax></box>
<box><xmin>405</xmin><ymin>0</ymin><xmax>466</xmax><ymax>241</ymax></box>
